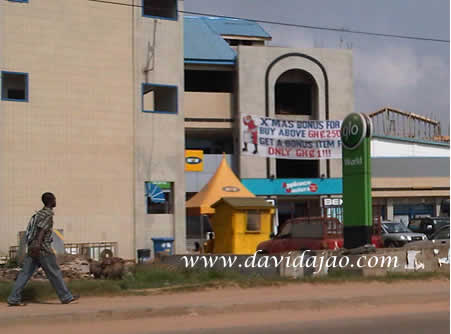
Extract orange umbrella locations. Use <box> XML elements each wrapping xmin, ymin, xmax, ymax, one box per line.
<box><xmin>186</xmin><ymin>155</ymin><xmax>255</xmax><ymax>216</ymax></box>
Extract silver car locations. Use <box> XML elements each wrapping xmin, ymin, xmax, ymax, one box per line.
<box><xmin>381</xmin><ymin>221</ymin><xmax>427</xmax><ymax>248</ymax></box>
<box><xmin>406</xmin><ymin>225</ymin><xmax>450</xmax><ymax>248</ymax></box>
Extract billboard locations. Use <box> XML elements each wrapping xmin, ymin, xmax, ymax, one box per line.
<box><xmin>241</xmin><ymin>178</ymin><xmax>342</xmax><ymax>196</ymax></box>
<box><xmin>185</xmin><ymin>150</ymin><xmax>204</xmax><ymax>172</ymax></box>
<box><xmin>241</xmin><ymin>114</ymin><xmax>342</xmax><ymax>160</ymax></box>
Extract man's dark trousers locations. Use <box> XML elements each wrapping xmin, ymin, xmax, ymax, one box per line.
<box><xmin>7</xmin><ymin>254</ymin><xmax>73</xmax><ymax>304</ymax></box>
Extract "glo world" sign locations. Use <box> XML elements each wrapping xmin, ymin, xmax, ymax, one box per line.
<box><xmin>341</xmin><ymin>113</ymin><xmax>373</xmax><ymax>249</ymax></box>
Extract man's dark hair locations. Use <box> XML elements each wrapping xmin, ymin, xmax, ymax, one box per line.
<box><xmin>42</xmin><ymin>192</ymin><xmax>55</xmax><ymax>206</ymax></box>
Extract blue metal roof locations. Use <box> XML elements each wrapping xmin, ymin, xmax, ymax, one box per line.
<box><xmin>201</xmin><ymin>17</ymin><xmax>271</xmax><ymax>39</ymax></box>
<box><xmin>184</xmin><ymin>16</ymin><xmax>271</xmax><ymax>65</ymax></box>
<box><xmin>184</xmin><ymin>17</ymin><xmax>236</xmax><ymax>65</ymax></box>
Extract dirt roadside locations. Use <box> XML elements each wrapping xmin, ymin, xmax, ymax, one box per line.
<box><xmin>1</xmin><ymin>279</ymin><xmax>449</xmax><ymax>328</ymax></box>
<box><xmin>5</xmin><ymin>301</ymin><xmax>448</xmax><ymax>334</ymax></box>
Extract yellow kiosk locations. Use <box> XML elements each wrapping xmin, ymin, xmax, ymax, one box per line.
<box><xmin>211</xmin><ymin>197</ymin><xmax>274</xmax><ymax>254</ymax></box>
<box><xmin>186</xmin><ymin>155</ymin><xmax>274</xmax><ymax>254</ymax></box>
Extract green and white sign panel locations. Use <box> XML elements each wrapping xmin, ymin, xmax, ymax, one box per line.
<box><xmin>341</xmin><ymin>113</ymin><xmax>373</xmax><ymax>248</ymax></box>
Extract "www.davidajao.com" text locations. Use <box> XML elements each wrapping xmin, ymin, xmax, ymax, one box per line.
<box><xmin>180</xmin><ymin>251</ymin><xmax>400</xmax><ymax>274</ymax></box>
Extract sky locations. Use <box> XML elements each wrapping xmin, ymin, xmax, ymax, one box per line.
<box><xmin>184</xmin><ymin>0</ymin><xmax>450</xmax><ymax>133</ymax></box>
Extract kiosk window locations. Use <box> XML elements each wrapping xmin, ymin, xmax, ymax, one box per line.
<box><xmin>246</xmin><ymin>210</ymin><xmax>261</xmax><ymax>232</ymax></box>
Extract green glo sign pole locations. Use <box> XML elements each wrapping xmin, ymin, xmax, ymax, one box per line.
<box><xmin>340</xmin><ymin>113</ymin><xmax>373</xmax><ymax>249</ymax></box>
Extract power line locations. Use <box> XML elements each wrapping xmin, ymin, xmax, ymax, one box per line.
<box><xmin>183</xmin><ymin>10</ymin><xmax>450</xmax><ymax>43</ymax></box>
<box><xmin>87</xmin><ymin>0</ymin><xmax>450</xmax><ymax>43</ymax></box>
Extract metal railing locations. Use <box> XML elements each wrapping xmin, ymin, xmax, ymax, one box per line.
<box><xmin>8</xmin><ymin>242</ymin><xmax>117</xmax><ymax>261</ymax></box>
<box><xmin>9</xmin><ymin>246</ymin><xmax>18</xmax><ymax>261</ymax></box>
<box><xmin>64</xmin><ymin>242</ymin><xmax>118</xmax><ymax>261</ymax></box>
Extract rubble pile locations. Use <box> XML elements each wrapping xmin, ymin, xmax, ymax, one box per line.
<box><xmin>59</xmin><ymin>255</ymin><xmax>91</xmax><ymax>280</ymax></box>
<box><xmin>0</xmin><ymin>255</ymin><xmax>122</xmax><ymax>281</ymax></box>
<box><xmin>0</xmin><ymin>268</ymin><xmax>21</xmax><ymax>281</ymax></box>
<box><xmin>89</xmin><ymin>257</ymin><xmax>133</xmax><ymax>280</ymax></box>
<box><xmin>0</xmin><ymin>266</ymin><xmax>51</xmax><ymax>281</ymax></box>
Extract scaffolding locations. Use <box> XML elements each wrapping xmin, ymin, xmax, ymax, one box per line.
<box><xmin>368</xmin><ymin>107</ymin><xmax>445</xmax><ymax>141</ymax></box>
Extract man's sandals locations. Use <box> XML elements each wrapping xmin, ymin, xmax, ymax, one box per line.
<box><xmin>62</xmin><ymin>295</ymin><xmax>80</xmax><ymax>304</ymax></box>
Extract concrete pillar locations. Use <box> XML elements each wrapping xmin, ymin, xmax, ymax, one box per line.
<box><xmin>435</xmin><ymin>198</ymin><xmax>442</xmax><ymax>216</ymax></box>
<box><xmin>387</xmin><ymin>199</ymin><xmax>394</xmax><ymax>221</ymax></box>
<box><xmin>319</xmin><ymin>160</ymin><xmax>328</xmax><ymax>178</ymax></box>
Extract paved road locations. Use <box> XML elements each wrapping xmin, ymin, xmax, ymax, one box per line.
<box><xmin>5</xmin><ymin>300</ymin><xmax>448</xmax><ymax>334</ymax></box>
<box><xmin>160</xmin><ymin>311</ymin><xmax>449</xmax><ymax>334</ymax></box>
<box><xmin>2</xmin><ymin>280</ymin><xmax>448</xmax><ymax>334</ymax></box>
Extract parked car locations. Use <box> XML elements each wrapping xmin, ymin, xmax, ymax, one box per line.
<box><xmin>408</xmin><ymin>218</ymin><xmax>423</xmax><ymax>233</ymax></box>
<box><xmin>371</xmin><ymin>216</ymin><xmax>384</xmax><ymax>248</ymax></box>
<box><xmin>256</xmin><ymin>217</ymin><xmax>348</xmax><ymax>254</ymax></box>
<box><xmin>408</xmin><ymin>217</ymin><xmax>450</xmax><ymax>239</ymax></box>
<box><xmin>406</xmin><ymin>225</ymin><xmax>450</xmax><ymax>248</ymax></box>
<box><xmin>381</xmin><ymin>221</ymin><xmax>427</xmax><ymax>247</ymax></box>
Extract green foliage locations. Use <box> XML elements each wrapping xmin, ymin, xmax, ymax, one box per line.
<box><xmin>0</xmin><ymin>282</ymin><xmax>13</xmax><ymax>301</ymax></box>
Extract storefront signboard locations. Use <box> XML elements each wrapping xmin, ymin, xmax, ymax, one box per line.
<box><xmin>241</xmin><ymin>178</ymin><xmax>342</xmax><ymax>196</ymax></box>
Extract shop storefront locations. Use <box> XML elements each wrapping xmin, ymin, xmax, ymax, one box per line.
<box><xmin>242</xmin><ymin>178</ymin><xmax>342</xmax><ymax>230</ymax></box>
<box><xmin>242</xmin><ymin>177</ymin><xmax>449</xmax><ymax>230</ymax></box>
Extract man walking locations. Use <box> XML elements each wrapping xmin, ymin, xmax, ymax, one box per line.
<box><xmin>7</xmin><ymin>192</ymin><xmax>79</xmax><ymax>306</ymax></box>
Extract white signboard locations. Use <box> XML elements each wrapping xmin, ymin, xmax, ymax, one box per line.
<box><xmin>241</xmin><ymin>114</ymin><xmax>342</xmax><ymax>160</ymax></box>
<box><xmin>323</xmin><ymin>198</ymin><xmax>344</xmax><ymax>207</ymax></box>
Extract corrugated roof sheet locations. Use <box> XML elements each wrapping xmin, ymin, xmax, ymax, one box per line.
<box><xmin>202</xmin><ymin>17</ymin><xmax>271</xmax><ymax>38</ymax></box>
<box><xmin>373</xmin><ymin>135</ymin><xmax>450</xmax><ymax>147</ymax></box>
<box><xmin>184</xmin><ymin>16</ymin><xmax>271</xmax><ymax>65</ymax></box>
<box><xmin>184</xmin><ymin>17</ymin><xmax>236</xmax><ymax>65</ymax></box>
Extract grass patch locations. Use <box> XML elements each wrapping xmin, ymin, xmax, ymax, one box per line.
<box><xmin>0</xmin><ymin>265</ymin><xmax>447</xmax><ymax>303</ymax></box>
<box><xmin>122</xmin><ymin>265</ymin><xmax>290</xmax><ymax>290</ymax></box>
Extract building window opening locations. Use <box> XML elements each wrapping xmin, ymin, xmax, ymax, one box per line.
<box><xmin>185</xmin><ymin>70</ymin><xmax>234</xmax><ymax>93</ymax></box>
<box><xmin>142</xmin><ymin>83</ymin><xmax>177</xmax><ymax>113</ymax></box>
<box><xmin>185</xmin><ymin>216</ymin><xmax>214</xmax><ymax>239</ymax></box>
<box><xmin>145</xmin><ymin>181</ymin><xmax>173</xmax><ymax>214</ymax></box>
<box><xmin>224</xmin><ymin>39</ymin><xmax>258</xmax><ymax>46</ymax></box>
<box><xmin>185</xmin><ymin>129</ymin><xmax>234</xmax><ymax>154</ymax></box>
<box><xmin>142</xmin><ymin>0</ymin><xmax>177</xmax><ymax>20</ymax></box>
<box><xmin>275</xmin><ymin>69</ymin><xmax>317</xmax><ymax>116</ymax></box>
<box><xmin>246</xmin><ymin>210</ymin><xmax>261</xmax><ymax>232</ymax></box>
<box><xmin>276</xmin><ymin>159</ymin><xmax>319</xmax><ymax>178</ymax></box>
<box><xmin>1</xmin><ymin>72</ymin><xmax>28</xmax><ymax>102</ymax></box>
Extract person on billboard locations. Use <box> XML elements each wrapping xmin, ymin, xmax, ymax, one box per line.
<box><xmin>242</xmin><ymin>115</ymin><xmax>259</xmax><ymax>154</ymax></box>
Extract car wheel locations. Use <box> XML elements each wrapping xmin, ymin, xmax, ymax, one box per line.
<box><xmin>100</xmin><ymin>249</ymin><xmax>114</xmax><ymax>260</ymax></box>
<box><xmin>387</xmin><ymin>241</ymin><xmax>397</xmax><ymax>248</ymax></box>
